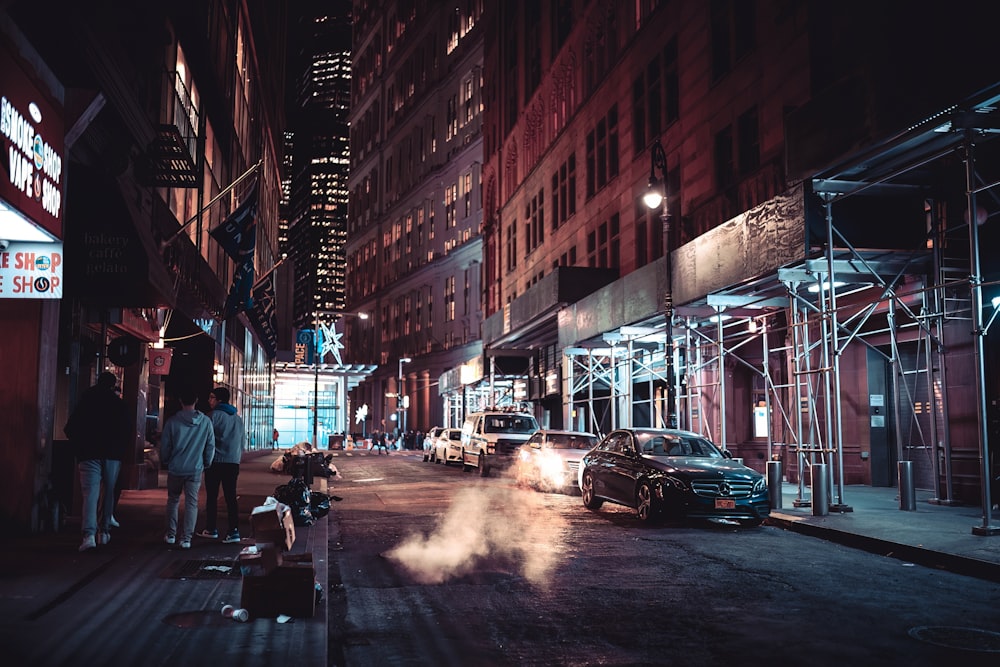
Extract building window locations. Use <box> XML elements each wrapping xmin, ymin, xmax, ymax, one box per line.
<box><xmin>505</xmin><ymin>219</ymin><xmax>517</xmax><ymax>273</ymax></box>
<box><xmin>551</xmin><ymin>153</ymin><xmax>576</xmax><ymax>230</ymax></box>
<box><xmin>714</xmin><ymin>124</ymin><xmax>735</xmax><ymax>191</ymax></box>
<box><xmin>587</xmin><ymin>213</ymin><xmax>620</xmax><ymax>268</ymax></box>
<box><xmin>463</xmin><ymin>172</ymin><xmax>473</xmax><ymax>217</ymax></box>
<box><xmin>445</xmin><ymin>275</ymin><xmax>456</xmax><ymax>322</ymax></box>
<box><xmin>715</xmin><ymin>105</ymin><xmax>759</xmax><ymax>191</ymax></box>
<box><xmin>586</xmin><ymin>105</ymin><xmax>619</xmax><ymax>198</ymax></box>
<box><xmin>525</xmin><ymin>189</ymin><xmax>544</xmax><ymax>254</ymax></box>
<box><xmin>737</xmin><ymin>106</ymin><xmax>760</xmax><ymax>175</ymax></box>
<box><xmin>447</xmin><ymin>94</ymin><xmax>458</xmax><ymax>140</ymax></box>
<box><xmin>445</xmin><ymin>183</ymin><xmax>458</xmax><ymax>229</ymax></box>
<box><xmin>711</xmin><ymin>0</ymin><xmax>756</xmax><ymax>81</ymax></box>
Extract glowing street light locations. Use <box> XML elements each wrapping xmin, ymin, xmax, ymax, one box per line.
<box><xmin>644</xmin><ymin>139</ymin><xmax>676</xmax><ymax>427</ymax></box>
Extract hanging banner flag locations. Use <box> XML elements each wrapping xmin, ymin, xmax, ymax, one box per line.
<box><xmin>222</xmin><ymin>253</ymin><xmax>254</xmax><ymax>319</ymax></box>
<box><xmin>246</xmin><ymin>272</ymin><xmax>278</xmax><ymax>358</ymax></box>
<box><xmin>209</xmin><ymin>182</ymin><xmax>258</xmax><ymax>262</ymax></box>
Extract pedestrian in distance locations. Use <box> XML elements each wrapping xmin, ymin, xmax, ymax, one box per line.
<box><xmin>64</xmin><ymin>371</ymin><xmax>131</xmax><ymax>552</ymax></box>
<box><xmin>373</xmin><ymin>430</ymin><xmax>388</xmax><ymax>455</ymax></box>
<box><xmin>199</xmin><ymin>387</ymin><xmax>245</xmax><ymax>544</ymax></box>
<box><xmin>160</xmin><ymin>389</ymin><xmax>215</xmax><ymax>549</ymax></box>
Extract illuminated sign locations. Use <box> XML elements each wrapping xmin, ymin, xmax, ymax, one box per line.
<box><xmin>0</xmin><ymin>42</ymin><xmax>65</xmax><ymax>239</ymax></box>
<box><xmin>0</xmin><ymin>241</ymin><xmax>63</xmax><ymax>298</ymax></box>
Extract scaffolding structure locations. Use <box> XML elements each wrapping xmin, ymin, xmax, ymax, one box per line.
<box><xmin>561</xmin><ymin>93</ymin><xmax>1000</xmax><ymax>534</ymax></box>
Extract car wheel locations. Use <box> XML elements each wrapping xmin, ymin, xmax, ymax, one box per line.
<box><xmin>478</xmin><ymin>452</ymin><xmax>490</xmax><ymax>477</ymax></box>
<box><xmin>635</xmin><ymin>481</ymin><xmax>656</xmax><ymax>522</ymax></box>
<box><xmin>581</xmin><ymin>472</ymin><xmax>603</xmax><ymax>509</ymax></box>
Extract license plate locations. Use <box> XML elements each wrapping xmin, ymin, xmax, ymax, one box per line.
<box><xmin>715</xmin><ymin>498</ymin><xmax>736</xmax><ymax>509</ymax></box>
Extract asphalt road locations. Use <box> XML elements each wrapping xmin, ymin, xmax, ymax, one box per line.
<box><xmin>326</xmin><ymin>452</ymin><xmax>1000</xmax><ymax>667</ymax></box>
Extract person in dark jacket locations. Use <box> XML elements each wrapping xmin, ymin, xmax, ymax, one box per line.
<box><xmin>160</xmin><ymin>389</ymin><xmax>215</xmax><ymax>549</ymax></box>
<box><xmin>64</xmin><ymin>371</ymin><xmax>131</xmax><ymax>552</ymax></box>
<box><xmin>198</xmin><ymin>387</ymin><xmax>245</xmax><ymax>543</ymax></box>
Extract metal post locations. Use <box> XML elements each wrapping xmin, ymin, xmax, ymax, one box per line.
<box><xmin>898</xmin><ymin>460</ymin><xmax>916</xmax><ymax>511</ymax></box>
<box><xmin>963</xmin><ymin>134</ymin><xmax>1000</xmax><ymax>536</ymax></box>
<box><xmin>767</xmin><ymin>460</ymin><xmax>783</xmax><ymax>510</ymax></box>
<box><xmin>812</xmin><ymin>463</ymin><xmax>829</xmax><ymax>516</ymax></box>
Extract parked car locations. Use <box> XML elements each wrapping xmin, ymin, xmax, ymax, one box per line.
<box><xmin>578</xmin><ymin>428</ymin><xmax>770</xmax><ymax>525</ymax></box>
<box><xmin>461</xmin><ymin>410</ymin><xmax>540</xmax><ymax>476</ymax></box>
<box><xmin>422</xmin><ymin>427</ymin><xmax>443</xmax><ymax>462</ymax></box>
<box><xmin>514</xmin><ymin>429</ymin><xmax>600</xmax><ymax>493</ymax></box>
<box><xmin>433</xmin><ymin>427</ymin><xmax>464</xmax><ymax>465</ymax></box>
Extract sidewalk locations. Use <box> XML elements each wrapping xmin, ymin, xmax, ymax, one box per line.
<box><xmin>0</xmin><ymin>450</ymin><xmax>329</xmax><ymax>667</ymax></box>
<box><xmin>768</xmin><ymin>482</ymin><xmax>1000</xmax><ymax>583</ymax></box>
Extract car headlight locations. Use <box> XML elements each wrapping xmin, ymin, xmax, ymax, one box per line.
<box><xmin>660</xmin><ymin>475</ymin><xmax>687</xmax><ymax>492</ymax></box>
<box><xmin>753</xmin><ymin>477</ymin><xmax>767</xmax><ymax>494</ymax></box>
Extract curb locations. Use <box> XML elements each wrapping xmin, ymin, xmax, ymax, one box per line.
<box><xmin>766</xmin><ymin>514</ymin><xmax>1000</xmax><ymax>584</ymax></box>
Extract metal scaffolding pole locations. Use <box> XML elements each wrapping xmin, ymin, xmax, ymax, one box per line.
<box><xmin>963</xmin><ymin>133</ymin><xmax>1000</xmax><ymax>536</ymax></box>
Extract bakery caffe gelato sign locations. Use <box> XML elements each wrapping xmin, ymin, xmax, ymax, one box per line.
<box><xmin>0</xmin><ymin>42</ymin><xmax>65</xmax><ymax>239</ymax></box>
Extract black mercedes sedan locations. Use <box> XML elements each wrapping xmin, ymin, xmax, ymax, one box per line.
<box><xmin>578</xmin><ymin>428</ymin><xmax>770</xmax><ymax>525</ymax></box>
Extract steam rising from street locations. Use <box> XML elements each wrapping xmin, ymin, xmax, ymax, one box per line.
<box><xmin>386</xmin><ymin>485</ymin><xmax>567</xmax><ymax>586</ymax></box>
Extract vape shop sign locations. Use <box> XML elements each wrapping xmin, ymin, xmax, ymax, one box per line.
<box><xmin>1</xmin><ymin>40</ymin><xmax>65</xmax><ymax>239</ymax></box>
<box><xmin>0</xmin><ymin>241</ymin><xmax>63</xmax><ymax>298</ymax></box>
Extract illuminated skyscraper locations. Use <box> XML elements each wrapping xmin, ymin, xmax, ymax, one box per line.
<box><xmin>286</xmin><ymin>0</ymin><xmax>353</xmax><ymax>326</ymax></box>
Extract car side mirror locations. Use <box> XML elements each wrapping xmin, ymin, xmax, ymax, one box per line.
<box><xmin>722</xmin><ymin>449</ymin><xmax>733</xmax><ymax>459</ymax></box>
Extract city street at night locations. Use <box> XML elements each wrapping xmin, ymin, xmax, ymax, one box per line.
<box><xmin>325</xmin><ymin>451</ymin><xmax>1000</xmax><ymax>666</ymax></box>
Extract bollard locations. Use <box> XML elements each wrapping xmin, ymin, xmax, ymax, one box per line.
<box><xmin>767</xmin><ymin>460</ymin><xmax>783</xmax><ymax>510</ymax></box>
<box><xmin>898</xmin><ymin>460</ymin><xmax>916</xmax><ymax>511</ymax></box>
<box><xmin>811</xmin><ymin>463</ymin><xmax>829</xmax><ymax>516</ymax></box>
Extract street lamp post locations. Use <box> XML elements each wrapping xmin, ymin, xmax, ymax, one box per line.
<box><xmin>397</xmin><ymin>357</ymin><xmax>412</xmax><ymax>437</ymax></box>
<box><xmin>312</xmin><ymin>309</ymin><xmax>369</xmax><ymax>448</ymax></box>
<box><xmin>644</xmin><ymin>139</ymin><xmax>675</xmax><ymax>428</ymax></box>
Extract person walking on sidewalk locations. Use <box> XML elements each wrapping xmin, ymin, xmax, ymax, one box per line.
<box><xmin>199</xmin><ymin>387</ymin><xmax>245</xmax><ymax>543</ymax></box>
<box><xmin>64</xmin><ymin>371</ymin><xmax>131</xmax><ymax>552</ymax></box>
<box><xmin>160</xmin><ymin>389</ymin><xmax>215</xmax><ymax>549</ymax></box>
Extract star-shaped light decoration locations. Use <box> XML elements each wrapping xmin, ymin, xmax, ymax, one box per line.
<box><xmin>355</xmin><ymin>403</ymin><xmax>368</xmax><ymax>424</ymax></box>
<box><xmin>319</xmin><ymin>320</ymin><xmax>344</xmax><ymax>365</ymax></box>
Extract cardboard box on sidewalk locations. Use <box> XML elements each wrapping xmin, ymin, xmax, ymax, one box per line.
<box><xmin>250</xmin><ymin>502</ymin><xmax>295</xmax><ymax>551</ymax></box>
<box><xmin>240</xmin><ymin>552</ymin><xmax>317</xmax><ymax>618</ymax></box>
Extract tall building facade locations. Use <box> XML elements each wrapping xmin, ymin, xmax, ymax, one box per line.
<box><xmin>286</xmin><ymin>0</ymin><xmax>354</xmax><ymax>324</ymax></box>
<box><xmin>477</xmin><ymin>0</ymin><xmax>1000</xmax><ymax>512</ymax></box>
<box><xmin>346</xmin><ymin>1</ymin><xmax>487</xmax><ymax>435</ymax></box>
<box><xmin>0</xmin><ymin>0</ymin><xmax>286</xmax><ymax>531</ymax></box>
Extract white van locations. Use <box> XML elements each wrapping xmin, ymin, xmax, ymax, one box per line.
<box><xmin>460</xmin><ymin>410</ymin><xmax>539</xmax><ymax>477</ymax></box>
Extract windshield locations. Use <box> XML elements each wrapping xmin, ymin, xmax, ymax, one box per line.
<box><xmin>547</xmin><ymin>434</ymin><xmax>599</xmax><ymax>449</ymax></box>
<box><xmin>636</xmin><ymin>432</ymin><xmax>723</xmax><ymax>458</ymax></box>
<box><xmin>483</xmin><ymin>415</ymin><xmax>538</xmax><ymax>434</ymax></box>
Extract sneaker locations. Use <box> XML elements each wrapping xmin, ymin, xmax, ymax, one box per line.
<box><xmin>179</xmin><ymin>540</ymin><xmax>191</xmax><ymax>549</ymax></box>
<box><xmin>98</xmin><ymin>532</ymin><xmax>111</xmax><ymax>546</ymax></box>
<box><xmin>109</xmin><ymin>516</ymin><xmax>120</xmax><ymax>528</ymax></box>
<box><xmin>222</xmin><ymin>530</ymin><xmax>241</xmax><ymax>544</ymax></box>
<box><xmin>79</xmin><ymin>535</ymin><xmax>97</xmax><ymax>552</ymax></box>
<box><xmin>198</xmin><ymin>529</ymin><xmax>219</xmax><ymax>539</ymax></box>
<box><xmin>164</xmin><ymin>534</ymin><xmax>176</xmax><ymax>545</ymax></box>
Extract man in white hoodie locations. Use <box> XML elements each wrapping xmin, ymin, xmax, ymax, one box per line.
<box><xmin>160</xmin><ymin>389</ymin><xmax>215</xmax><ymax>549</ymax></box>
<box><xmin>199</xmin><ymin>386</ymin><xmax>245</xmax><ymax>543</ymax></box>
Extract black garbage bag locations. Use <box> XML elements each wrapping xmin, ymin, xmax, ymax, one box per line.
<box><xmin>309</xmin><ymin>491</ymin><xmax>331</xmax><ymax>519</ymax></box>
<box><xmin>274</xmin><ymin>477</ymin><xmax>310</xmax><ymax>510</ymax></box>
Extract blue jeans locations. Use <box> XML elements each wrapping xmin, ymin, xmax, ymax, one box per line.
<box><xmin>165</xmin><ymin>473</ymin><xmax>201</xmax><ymax>542</ymax></box>
<box><xmin>79</xmin><ymin>459</ymin><xmax>120</xmax><ymax>537</ymax></box>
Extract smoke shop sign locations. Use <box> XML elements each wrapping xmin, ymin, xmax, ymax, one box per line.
<box><xmin>0</xmin><ymin>42</ymin><xmax>65</xmax><ymax>239</ymax></box>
